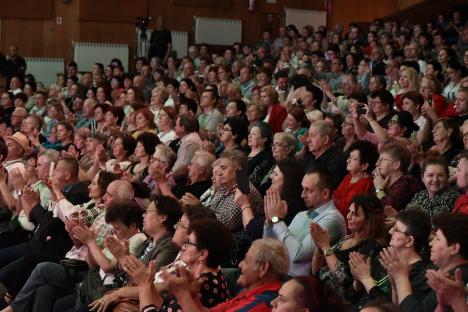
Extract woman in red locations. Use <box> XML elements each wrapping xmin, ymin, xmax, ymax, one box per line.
<box><xmin>333</xmin><ymin>140</ymin><xmax>378</xmax><ymax>219</ymax></box>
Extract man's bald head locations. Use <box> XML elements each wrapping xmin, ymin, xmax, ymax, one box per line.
<box><xmin>103</xmin><ymin>179</ymin><xmax>134</xmax><ymax>207</ymax></box>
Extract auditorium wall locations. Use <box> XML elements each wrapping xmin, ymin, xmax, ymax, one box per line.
<box><xmin>0</xmin><ymin>0</ymin><xmax>407</xmax><ymax>61</ymax></box>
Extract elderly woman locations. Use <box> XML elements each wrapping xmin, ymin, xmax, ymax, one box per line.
<box><xmin>150</xmin><ymin>86</ymin><xmax>170</xmax><ymax>128</ymax></box>
<box><xmin>128</xmin><ymin>132</ymin><xmax>160</xmax><ymax>183</ymax></box>
<box><xmin>77</xmin><ymin>196</ymin><xmax>180</xmax><ymax>312</ymax></box>
<box><xmin>333</xmin><ymin>140</ymin><xmax>379</xmax><ymax>218</ymax></box>
<box><xmin>429</xmin><ymin>118</ymin><xmax>462</xmax><ymax>166</ymax></box>
<box><xmin>144</xmin><ymin>144</ymin><xmax>177</xmax><ymax>196</ymax></box>
<box><xmin>202</xmin><ymin>150</ymin><xmax>263</xmax><ymax>265</ymax></box>
<box><xmin>101</xmin><ymin>106</ymin><xmax>125</xmax><ymax>135</ymax></box>
<box><xmin>87</xmin><ymin>133</ymin><xmax>136</xmax><ymax>180</ymax></box>
<box><xmin>158</xmin><ymin>150</ymin><xmax>215</xmax><ymax>200</ymax></box>
<box><xmin>311</xmin><ymin>194</ymin><xmax>387</xmax><ymax>303</ymax></box>
<box><xmin>257</xmin><ymin>131</ymin><xmax>297</xmax><ymax>195</ymax></box>
<box><xmin>125</xmin><ymin>219</ymin><xmax>232</xmax><ymax>312</ymax></box>
<box><xmin>247</xmin><ymin>121</ymin><xmax>275</xmax><ymax>189</ymax></box>
<box><xmin>246</xmin><ymin>102</ymin><xmax>263</xmax><ymax>127</ymax></box>
<box><xmin>408</xmin><ymin>157</ymin><xmax>460</xmax><ymax>218</ymax></box>
<box><xmin>378</xmin><ymin>213</ymin><xmax>468</xmax><ymax>312</ymax></box>
<box><xmin>350</xmin><ymin>209</ymin><xmax>432</xmax><ymax>309</ymax></box>
<box><xmin>157</xmin><ymin>107</ymin><xmax>178</xmax><ymax>145</ymax></box>
<box><xmin>215</xmin><ymin>117</ymin><xmax>248</xmax><ymax>158</ymax></box>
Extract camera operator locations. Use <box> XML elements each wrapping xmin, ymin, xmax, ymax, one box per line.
<box><xmin>149</xmin><ymin>16</ymin><xmax>172</xmax><ymax>64</ymax></box>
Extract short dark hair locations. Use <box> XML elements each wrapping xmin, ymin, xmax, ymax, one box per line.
<box><xmin>179</xmin><ymin>96</ymin><xmax>198</xmax><ymax>115</ymax></box>
<box><xmin>182</xmin><ymin>204</ymin><xmax>217</xmax><ymax>223</ymax></box>
<box><xmin>188</xmin><ymin>219</ymin><xmax>232</xmax><ymax>268</ymax></box>
<box><xmin>380</xmin><ymin>142</ymin><xmax>411</xmax><ymax>174</ymax></box>
<box><xmin>105</xmin><ymin>199</ymin><xmax>144</xmax><ymax>229</ymax></box>
<box><xmin>348</xmin><ymin>92</ymin><xmax>368</xmax><ymax>104</ymax></box>
<box><xmin>306</xmin><ymin>168</ymin><xmax>333</xmax><ymax>192</ymax></box>
<box><xmin>97</xmin><ymin>171</ymin><xmax>118</xmax><ymax>197</ymax></box>
<box><xmin>115</xmin><ymin>133</ymin><xmax>137</xmax><ymax>157</ymax></box>
<box><xmin>151</xmin><ymin>195</ymin><xmax>182</xmax><ymax>232</ymax></box>
<box><xmin>95</xmin><ymin>103</ymin><xmax>110</xmax><ymax>114</ymax></box>
<box><xmin>396</xmin><ymin>209</ymin><xmax>431</xmax><ymax>253</ymax></box>
<box><xmin>370</xmin><ymin>89</ymin><xmax>394</xmax><ymax>109</ymax></box>
<box><xmin>0</xmin><ymin>137</ymin><xmax>8</xmax><ymax>161</ymax></box>
<box><xmin>178</xmin><ymin>113</ymin><xmax>199</xmax><ymax>133</ymax></box>
<box><xmin>59</xmin><ymin>157</ymin><xmax>80</xmax><ymax>180</ymax></box>
<box><xmin>224</xmin><ymin>117</ymin><xmax>248</xmax><ymax>145</ymax></box>
<box><xmin>433</xmin><ymin>213</ymin><xmax>468</xmax><ymax>260</ymax></box>
<box><xmin>277</xmin><ymin>158</ymin><xmax>305</xmax><ymax>200</ymax></box>
<box><xmin>349</xmin><ymin>140</ymin><xmax>379</xmax><ymax>174</ymax></box>
<box><xmin>107</xmin><ymin>106</ymin><xmax>125</xmax><ymax>125</ymax></box>
<box><xmin>136</xmin><ymin>132</ymin><xmax>160</xmax><ymax>156</ymax></box>
<box><xmin>421</xmin><ymin>156</ymin><xmax>449</xmax><ymax>177</ymax></box>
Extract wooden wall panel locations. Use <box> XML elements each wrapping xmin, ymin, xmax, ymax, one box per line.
<box><xmin>0</xmin><ymin>0</ymin><xmax>53</xmax><ymax>19</ymax></box>
<box><xmin>328</xmin><ymin>0</ymin><xmax>399</xmax><ymax>30</ymax></box>
<box><xmin>79</xmin><ymin>0</ymin><xmax>148</xmax><ymax>23</ymax></box>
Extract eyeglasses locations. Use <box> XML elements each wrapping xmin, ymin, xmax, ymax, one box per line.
<box><xmin>150</xmin><ymin>157</ymin><xmax>167</xmax><ymax>164</ymax></box>
<box><xmin>272</xmin><ymin>143</ymin><xmax>287</xmax><ymax>149</ymax></box>
<box><xmin>183</xmin><ymin>239</ymin><xmax>200</xmax><ymax>249</ymax></box>
<box><xmin>221</xmin><ymin>127</ymin><xmax>232</xmax><ymax>133</ymax></box>
<box><xmin>377</xmin><ymin>158</ymin><xmax>395</xmax><ymax>163</ymax></box>
<box><xmin>390</xmin><ymin>225</ymin><xmax>409</xmax><ymax>236</ymax></box>
<box><xmin>174</xmin><ymin>220</ymin><xmax>189</xmax><ymax>230</ymax></box>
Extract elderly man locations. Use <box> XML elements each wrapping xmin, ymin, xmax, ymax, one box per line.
<box><xmin>264</xmin><ymin>168</ymin><xmax>346</xmax><ymax>276</ymax></box>
<box><xmin>166</xmin><ymin>238</ymin><xmax>289</xmax><ymax>312</ymax></box>
<box><xmin>303</xmin><ymin>120</ymin><xmax>347</xmax><ymax>188</ymax></box>
<box><xmin>159</xmin><ymin>150</ymin><xmax>214</xmax><ymax>200</ymax></box>
<box><xmin>10</xmin><ymin>108</ymin><xmax>27</xmax><ymax>133</ymax></box>
<box><xmin>75</xmin><ymin>98</ymin><xmax>96</xmax><ymax>129</ymax></box>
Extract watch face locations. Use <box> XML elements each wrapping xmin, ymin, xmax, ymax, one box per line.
<box><xmin>271</xmin><ymin>216</ymin><xmax>279</xmax><ymax>223</ymax></box>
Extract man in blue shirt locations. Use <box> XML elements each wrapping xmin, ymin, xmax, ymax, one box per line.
<box><xmin>263</xmin><ymin>168</ymin><xmax>346</xmax><ymax>276</ymax></box>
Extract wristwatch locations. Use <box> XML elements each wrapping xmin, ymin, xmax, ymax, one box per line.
<box><xmin>324</xmin><ymin>248</ymin><xmax>334</xmax><ymax>257</ymax></box>
<box><xmin>271</xmin><ymin>216</ymin><xmax>282</xmax><ymax>224</ymax></box>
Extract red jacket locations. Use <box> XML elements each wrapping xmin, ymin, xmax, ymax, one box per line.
<box><xmin>267</xmin><ymin>104</ymin><xmax>287</xmax><ymax>134</ymax></box>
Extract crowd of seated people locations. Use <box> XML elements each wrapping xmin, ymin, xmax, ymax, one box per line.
<box><xmin>0</xmin><ymin>8</ymin><xmax>468</xmax><ymax>312</ymax></box>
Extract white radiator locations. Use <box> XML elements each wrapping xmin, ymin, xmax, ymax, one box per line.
<box><xmin>171</xmin><ymin>31</ymin><xmax>188</xmax><ymax>59</ymax></box>
<box><xmin>194</xmin><ymin>17</ymin><xmax>242</xmax><ymax>46</ymax></box>
<box><xmin>284</xmin><ymin>8</ymin><xmax>327</xmax><ymax>32</ymax></box>
<box><xmin>25</xmin><ymin>57</ymin><xmax>64</xmax><ymax>87</ymax></box>
<box><xmin>73</xmin><ymin>42</ymin><xmax>129</xmax><ymax>72</ymax></box>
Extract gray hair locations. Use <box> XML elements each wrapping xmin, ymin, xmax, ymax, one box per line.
<box><xmin>274</xmin><ymin>132</ymin><xmax>297</xmax><ymax>157</ymax></box>
<box><xmin>155</xmin><ymin>144</ymin><xmax>177</xmax><ymax>169</ymax></box>
<box><xmin>252</xmin><ymin>238</ymin><xmax>289</xmax><ymax>276</ymax></box>
<box><xmin>38</xmin><ymin>149</ymin><xmax>60</xmax><ymax>164</ymax></box>
<box><xmin>152</xmin><ymin>86</ymin><xmax>169</xmax><ymax>102</ymax></box>
<box><xmin>192</xmin><ymin>150</ymin><xmax>216</xmax><ymax>176</ymax></box>
<box><xmin>112</xmin><ymin>180</ymin><xmax>134</xmax><ymax>201</ymax></box>
<box><xmin>310</xmin><ymin>120</ymin><xmax>335</xmax><ymax>141</ymax></box>
<box><xmin>219</xmin><ymin>150</ymin><xmax>247</xmax><ymax>170</ymax></box>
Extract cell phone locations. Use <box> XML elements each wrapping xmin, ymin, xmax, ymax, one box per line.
<box><xmin>236</xmin><ymin>168</ymin><xmax>250</xmax><ymax>195</ymax></box>
<box><xmin>356</xmin><ymin>104</ymin><xmax>366</xmax><ymax>115</ymax></box>
<box><xmin>428</xmin><ymin>94</ymin><xmax>433</xmax><ymax>106</ymax></box>
<box><xmin>49</xmin><ymin>161</ymin><xmax>56</xmax><ymax>178</ymax></box>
